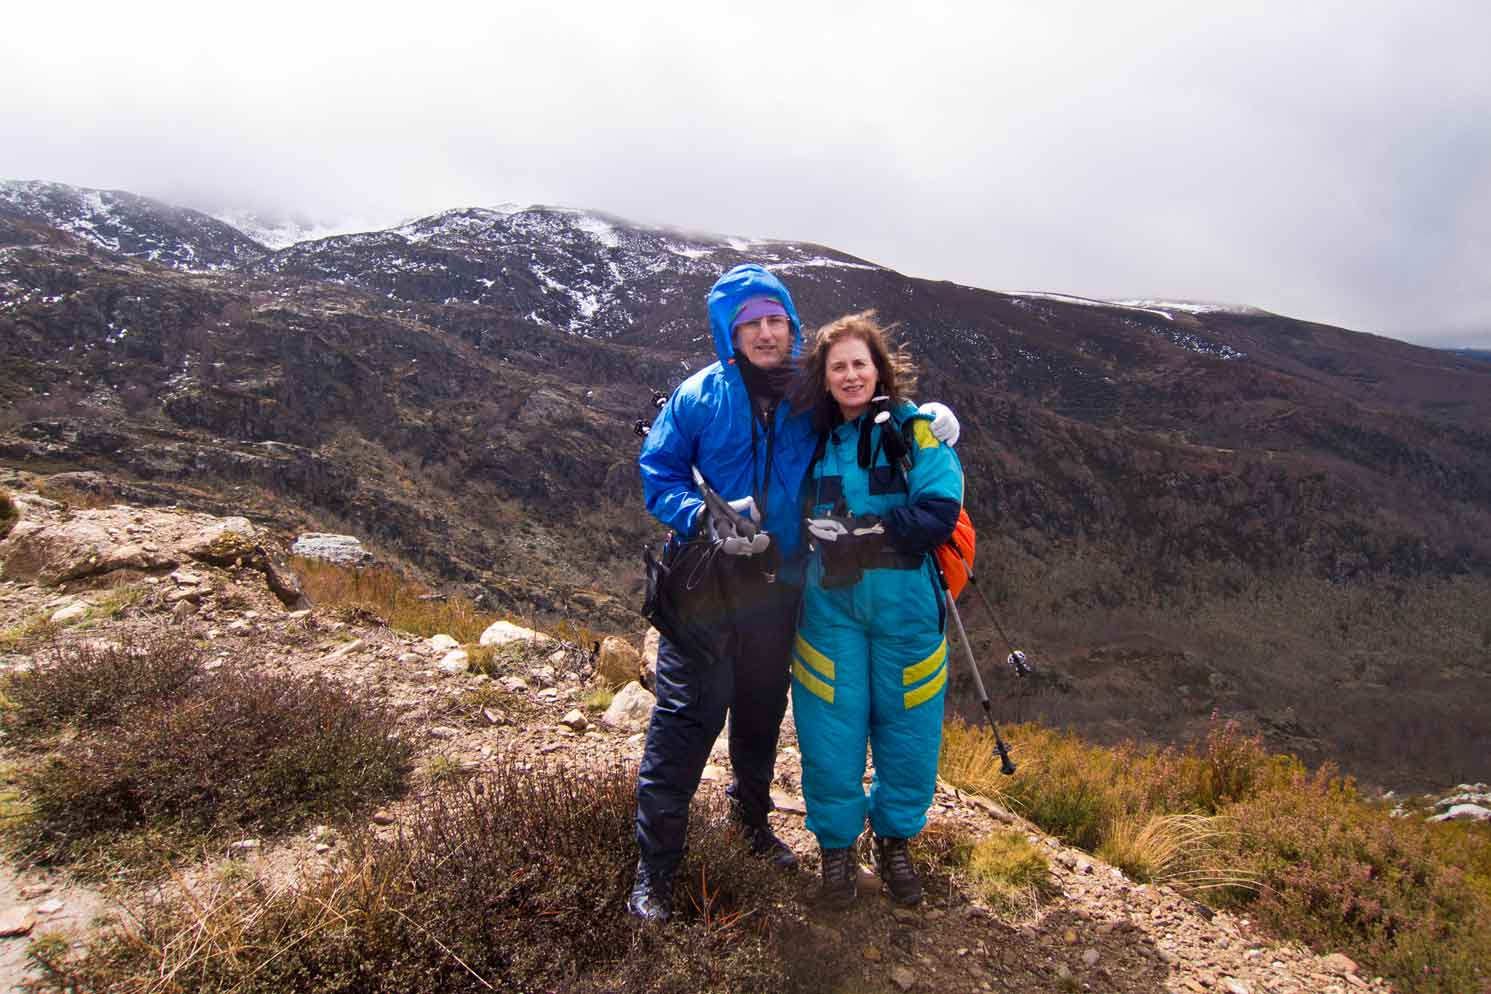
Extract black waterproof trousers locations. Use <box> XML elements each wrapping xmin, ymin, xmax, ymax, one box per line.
<box><xmin>635</xmin><ymin>579</ymin><xmax>800</xmax><ymax>878</ymax></box>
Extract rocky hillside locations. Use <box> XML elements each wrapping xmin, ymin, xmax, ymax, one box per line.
<box><xmin>0</xmin><ymin>493</ymin><xmax>1400</xmax><ymax>994</ymax></box>
<box><xmin>2</xmin><ymin>181</ymin><xmax>1490</xmax><ymax>791</ymax></box>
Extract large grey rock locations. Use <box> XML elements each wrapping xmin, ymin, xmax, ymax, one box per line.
<box><xmin>290</xmin><ymin>533</ymin><xmax>373</xmax><ymax>566</ymax></box>
<box><xmin>601</xmin><ymin>681</ymin><xmax>655</xmax><ymax>731</ymax></box>
<box><xmin>479</xmin><ymin>619</ymin><xmax>555</xmax><ymax>648</ymax></box>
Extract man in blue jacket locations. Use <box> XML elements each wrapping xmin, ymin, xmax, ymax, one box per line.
<box><xmin>629</xmin><ymin>263</ymin><xmax>958</xmax><ymax>922</ymax></box>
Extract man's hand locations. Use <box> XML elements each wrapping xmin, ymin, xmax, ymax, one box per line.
<box><xmin>918</xmin><ymin>402</ymin><xmax>960</xmax><ymax>446</ymax></box>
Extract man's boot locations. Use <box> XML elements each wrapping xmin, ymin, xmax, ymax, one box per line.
<box><xmin>873</xmin><ymin>835</ymin><xmax>923</xmax><ymax>907</ymax></box>
<box><xmin>626</xmin><ymin>859</ymin><xmax>674</xmax><ymax>923</ymax></box>
<box><xmin>729</xmin><ymin>796</ymin><xmax>799</xmax><ymax>870</ymax></box>
<box><xmin>818</xmin><ymin>846</ymin><xmax>858</xmax><ymax>910</ymax></box>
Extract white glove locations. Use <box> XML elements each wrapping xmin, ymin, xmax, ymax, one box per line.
<box><xmin>918</xmin><ymin>402</ymin><xmax>960</xmax><ymax>447</ymax></box>
<box><xmin>727</xmin><ymin>496</ymin><xmax>760</xmax><ymax>525</ymax></box>
<box><xmin>1007</xmin><ymin>650</ymin><xmax>1030</xmax><ymax>676</ymax></box>
<box><xmin>805</xmin><ymin>515</ymin><xmax>885</xmax><ymax>543</ymax></box>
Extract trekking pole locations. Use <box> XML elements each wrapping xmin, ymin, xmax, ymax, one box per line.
<box><xmin>939</xmin><ymin>566</ymin><xmax>1017</xmax><ymax>775</ymax></box>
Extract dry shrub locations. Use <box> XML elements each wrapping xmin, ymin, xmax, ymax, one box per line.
<box><xmin>9</xmin><ymin>666</ymin><xmax>412</xmax><ymax>874</ymax></box>
<box><xmin>35</xmin><ymin>759</ymin><xmax>838</xmax><ymax>994</ymax></box>
<box><xmin>292</xmin><ymin>557</ymin><xmax>496</xmax><ymax>642</ymax></box>
<box><xmin>2</xmin><ymin>630</ymin><xmax>203</xmax><ymax>743</ymax></box>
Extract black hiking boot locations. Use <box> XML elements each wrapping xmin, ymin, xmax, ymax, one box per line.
<box><xmin>873</xmin><ymin>835</ymin><xmax>923</xmax><ymax>907</ymax></box>
<box><xmin>626</xmin><ymin>859</ymin><xmax>673</xmax><ymax>923</ymax></box>
<box><xmin>729</xmin><ymin>797</ymin><xmax>800</xmax><ymax>870</ymax></box>
<box><xmin>818</xmin><ymin>846</ymin><xmax>858</xmax><ymax>910</ymax></box>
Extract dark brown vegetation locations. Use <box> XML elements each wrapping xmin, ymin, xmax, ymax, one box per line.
<box><xmin>30</xmin><ymin>760</ymin><xmax>840</xmax><ymax>994</ymax></box>
<box><xmin>942</xmin><ymin>720</ymin><xmax>1491</xmax><ymax>994</ymax></box>
<box><xmin>1</xmin><ymin>631</ymin><xmax>412</xmax><ymax>876</ymax></box>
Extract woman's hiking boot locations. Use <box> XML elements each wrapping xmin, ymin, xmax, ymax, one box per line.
<box><xmin>873</xmin><ymin>835</ymin><xmax>923</xmax><ymax>907</ymax></box>
<box><xmin>626</xmin><ymin>859</ymin><xmax>674</xmax><ymax>923</ymax></box>
<box><xmin>818</xmin><ymin>846</ymin><xmax>858</xmax><ymax>910</ymax></box>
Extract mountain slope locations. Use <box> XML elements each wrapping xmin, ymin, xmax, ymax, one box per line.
<box><xmin>2</xmin><ymin>182</ymin><xmax>1489</xmax><ymax>790</ymax></box>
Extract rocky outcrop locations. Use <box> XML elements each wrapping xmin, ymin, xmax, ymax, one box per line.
<box><xmin>0</xmin><ymin>494</ymin><xmax>306</xmax><ymax>610</ymax></box>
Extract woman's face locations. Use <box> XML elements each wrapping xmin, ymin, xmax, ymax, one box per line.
<box><xmin>825</xmin><ymin>337</ymin><xmax>878</xmax><ymax>420</ymax></box>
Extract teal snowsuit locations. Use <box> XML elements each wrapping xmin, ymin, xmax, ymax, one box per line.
<box><xmin>792</xmin><ymin>403</ymin><xmax>964</xmax><ymax>849</ymax></box>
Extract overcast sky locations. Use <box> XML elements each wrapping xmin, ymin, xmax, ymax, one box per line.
<box><xmin>4</xmin><ymin>1</ymin><xmax>1488</xmax><ymax>347</ymax></box>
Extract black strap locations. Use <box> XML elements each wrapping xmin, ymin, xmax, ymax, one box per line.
<box><xmin>749</xmin><ymin>399</ymin><xmax>779</xmax><ymax>519</ymax></box>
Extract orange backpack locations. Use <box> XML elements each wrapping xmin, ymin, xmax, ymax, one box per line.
<box><xmin>934</xmin><ymin>507</ymin><xmax>977</xmax><ymax>600</ymax></box>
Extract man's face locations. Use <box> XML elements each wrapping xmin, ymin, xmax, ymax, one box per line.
<box><xmin>733</xmin><ymin>314</ymin><xmax>792</xmax><ymax>369</ymax></box>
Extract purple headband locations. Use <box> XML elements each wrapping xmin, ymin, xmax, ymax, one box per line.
<box><xmin>731</xmin><ymin>296</ymin><xmax>788</xmax><ymax>330</ymax></box>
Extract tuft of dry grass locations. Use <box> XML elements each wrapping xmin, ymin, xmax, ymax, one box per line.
<box><xmin>1098</xmin><ymin>813</ymin><xmax>1258</xmax><ymax>895</ymax></box>
<box><xmin>960</xmin><ymin>830</ymin><xmax>1054</xmax><ymax>915</ymax></box>
<box><xmin>292</xmin><ymin>557</ymin><xmax>496</xmax><ymax>642</ymax></box>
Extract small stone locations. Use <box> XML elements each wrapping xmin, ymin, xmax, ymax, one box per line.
<box><xmin>227</xmin><ymin>620</ymin><xmax>251</xmax><ymax>632</ymax></box>
<box><xmin>560</xmin><ymin>709</ymin><xmax>588</xmax><ymax>732</ymax></box>
<box><xmin>892</xmin><ymin>907</ymin><xmax>920</xmax><ymax>924</ymax></box>
<box><xmin>172</xmin><ymin>599</ymin><xmax>199</xmax><ymax>618</ymax></box>
<box><xmin>34</xmin><ymin>899</ymin><xmax>64</xmax><ymax>915</ymax></box>
<box><xmin>0</xmin><ymin>908</ymin><xmax>36</xmax><ymax>937</ymax></box>
<box><xmin>1322</xmin><ymin>953</ymin><xmax>1360</xmax><ymax>976</ymax></box>
<box><xmin>1055</xmin><ymin>964</ymin><xmax>1073</xmax><ymax>981</ymax></box>
<box><xmin>428</xmin><ymin>726</ymin><xmax>460</xmax><ymax>739</ymax></box>
<box><xmin>171</xmin><ymin>570</ymin><xmax>203</xmax><ymax>586</ymax></box>
<box><xmin>529</xmin><ymin>665</ymin><xmax>557</xmax><ymax>687</ymax></box>
<box><xmin>808</xmin><ymin>922</ymin><xmax>842</xmax><ymax>944</ymax></box>
<box><xmin>1222</xmin><ymin>979</ymin><xmax>1251</xmax><ymax>994</ymax></box>
<box><xmin>229</xmin><ymin>839</ymin><xmax>261</xmax><ymax>853</ymax></box>
<box><xmin>891</xmin><ymin>966</ymin><xmax>916</xmax><ymax>991</ymax></box>
<box><xmin>287</xmin><ymin>609</ymin><xmax>312</xmax><ymax>620</ymax></box>
<box><xmin>437</xmin><ymin>649</ymin><xmax>470</xmax><ymax>675</ymax></box>
<box><xmin>499</xmin><ymin>676</ymin><xmax>529</xmax><ymax>694</ymax></box>
<box><xmin>1082</xmin><ymin>948</ymin><xmax>1101</xmax><ymax>967</ymax></box>
<box><xmin>700</xmin><ymin>764</ymin><xmax>727</xmax><ymax>782</ymax></box>
<box><xmin>1063</xmin><ymin>928</ymin><xmax>1079</xmax><ymax>945</ymax></box>
<box><xmin>16</xmin><ymin>885</ymin><xmax>52</xmax><ymax>901</ymax></box>
<box><xmin>370</xmin><ymin>810</ymin><xmax>396</xmax><ymax>826</ymax></box>
<box><xmin>482</xmin><ymin>708</ymin><xmax>507</xmax><ymax>725</ymax></box>
<box><xmin>861</xmin><ymin>945</ymin><xmax>882</xmax><ymax>963</ymax></box>
<box><xmin>536</xmin><ymin>688</ymin><xmax>559</xmax><ymax>702</ymax></box>
<box><xmin>427</xmin><ymin>634</ymin><xmax>460</xmax><ymax>652</ymax></box>
<box><xmin>50</xmin><ymin>602</ymin><xmax>88</xmax><ymax>624</ymax></box>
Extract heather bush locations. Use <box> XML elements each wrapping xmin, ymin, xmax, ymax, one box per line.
<box><xmin>10</xmin><ymin>666</ymin><xmax>412</xmax><ymax>874</ymax></box>
<box><xmin>32</xmin><ymin>760</ymin><xmax>837</xmax><ymax>994</ymax></box>
<box><xmin>2</xmin><ymin>630</ymin><xmax>203</xmax><ymax>743</ymax></box>
<box><xmin>1219</xmin><ymin>769</ymin><xmax>1491</xmax><ymax>994</ymax></box>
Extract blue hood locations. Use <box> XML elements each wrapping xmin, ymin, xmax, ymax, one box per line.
<box><xmin>706</xmin><ymin>264</ymin><xmax>804</xmax><ymax>366</ymax></box>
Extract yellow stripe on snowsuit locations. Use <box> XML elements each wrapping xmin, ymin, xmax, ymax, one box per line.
<box><xmin>911</xmin><ymin>419</ymin><xmax>941</xmax><ymax>450</ymax></box>
<box><xmin>902</xmin><ymin>639</ymin><xmax>947</xmax><ymax>686</ymax></box>
<box><xmin>793</xmin><ymin>659</ymin><xmax>834</xmax><ymax>704</ymax></box>
<box><xmin>903</xmin><ymin>662</ymin><xmax>947</xmax><ymax>709</ymax></box>
<box><xmin>795</xmin><ymin>634</ymin><xmax>835</xmax><ymax>681</ymax></box>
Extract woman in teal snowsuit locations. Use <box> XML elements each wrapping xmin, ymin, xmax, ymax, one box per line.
<box><xmin>791</xmin><ymin>311</ymin><xmax>964</xmax><ymax>909</ymax></box>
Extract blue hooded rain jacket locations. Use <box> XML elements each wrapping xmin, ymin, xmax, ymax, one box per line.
<box><xmin>638</xmin><ymin>264</ymin><xmax>818</xmax><ymax>580</ymax></box>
